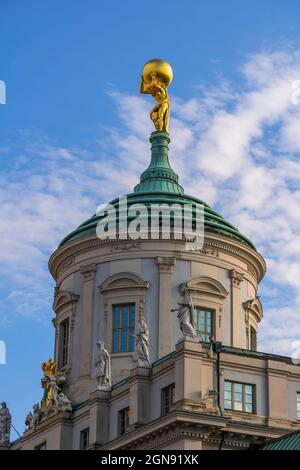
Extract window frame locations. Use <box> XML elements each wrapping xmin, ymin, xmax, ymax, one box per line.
<box><xmin>53</xmin><ymin>290</ymin><xmax>79</xmax><ymax>372</ymax></box>
<box><xmin>34</xmin><ymin>441</ymin><xmax>47</xmax><ymax>450</ymax></box>
<box><xmin>112</xmin><ymin>303</ymin><xmax>135</xmax><ymax>353</ymax></box>
<box><xmin>98</xmin><ymin>272</ymin><xmax>150</xmax><ymax>355</ymax></box>
<box><xmin>161</xmin><ymin>383</ymin><xmax>175</xmax><ymax>417</ymax></box>
<box><xmin>193</xmin><ymin>306</ymin><xmax>214</xmax><ymax>343</ymax></box>
<box><xmin>250</xmin><ymin>325</ymin><xmax>257</xmax><ymax>351</ymax></box>
<box><xmin>58</xmin><ymin>317</ymin><xmax>70</xmax><ymax>369</ymax></box>
<box><xmin>118</xmin><ymin>407</ymin><xmax>130</xmax><ymax>436</ymax></box>
<box><xmin>79</xmin><ymin>427</ymin><xmax>89</xmax><ymax>450</ymax></box>
<box><xmin>223</xmin><ymin>380</ymin><xmax>256</xmax><ymax>414</ymax></box>
<box><xmin>296</xmin><ymin>392</ymin><xmax>300</xmax><ymax>421</ymax></box>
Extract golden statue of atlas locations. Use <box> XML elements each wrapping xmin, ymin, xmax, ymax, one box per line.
<box><xmin>140</xmin><ymin>59</ymin><xmax>173</xmax><ymax>133</ymax></box>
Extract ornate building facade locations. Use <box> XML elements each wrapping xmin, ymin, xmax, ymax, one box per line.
<box><xmin>5</xmin><ymin>61</ymin><xmax>300</xmax><ymax>450</ymax></box>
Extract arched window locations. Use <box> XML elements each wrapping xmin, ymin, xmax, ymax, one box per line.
<box><xmin>180</xmin><ymin>277</ymin><xmax>228</xmax><ymax>342</ymax></box>
<box><xmin>243</xmin><ymin>298</ymin><xmax>263</xmax><ymax>351</ymax></box>
<box><xmin>53</xmin><ymin>290</ymin><xmax>79</xmax><ymax>370</ymax></box>
<box><xmin>99</xmin><ymin>273</ymin><xmax>151</xmax><ymax>354</ymax></box>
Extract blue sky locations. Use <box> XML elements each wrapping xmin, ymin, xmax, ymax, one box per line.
<box><xmin>1</xmin><ymin>0</ymin><xmax>300</xmax><ymax>440</ymax></box>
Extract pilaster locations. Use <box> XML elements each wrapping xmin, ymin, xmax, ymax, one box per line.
<box><xmin>174</xmin><ymin>338</ymin><xmax>214</xmax><ymax>408</ymax></box>
<box><xmin>157</xmin><ymin>256</ymin><xmax>176</xmax><ymax>357</ymax></box>
<box><xmin>89</xmin><ymin>389</ymin><xmax>110</xmax><ymax>447</ymax></box>
<box><xmin>79</xmin><ymin>263</ymin><xmax>96</xmax><ymax>377</ymax></box>
<box><xmin>127</xmin><ymin>367</ymin><xmax>151</xmax><ymax>430</ymax></box>
<box><xmin>230</xmin><ymin>269</ymin><xmax>244</xmax><ymax>348</ymax></box>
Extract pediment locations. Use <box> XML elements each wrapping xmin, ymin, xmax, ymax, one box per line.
<box><xmin>183</xmin><ymin>276</ymin><xmax>228</xmax><ymax>299</ymax></box>
<box><xmin>99</xmin><ymin>272</ymin><xmax>151</xmax><ymax>293</ymax></box>
<box><xmin>243</xmin><ymin>297</ymin><xmax>263</xmax><ymax>322</ymax></box>
<box><xmin>53</xmin><ymin>290</ymin><xmax>80</xmax><ymax>314</ymax></box>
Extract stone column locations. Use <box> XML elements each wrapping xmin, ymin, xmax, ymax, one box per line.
<box><xmin>230</xmin><ymin>270</ymin><xmax>244</xmax><ymax>348</ymax></box>
<box><xmin>89</xmin><ymin>390</ymin><xmax>110</xmax><ymax>447</ymax></box>
<box><xmin>80</xmin><ymin>263</ymin><xmax>96</xmax><ymax>377</ymax></box>
<box><xmin>157</xmin><ymin>257</ymin><xmax>176</xmax><ymax>358</ymax></box>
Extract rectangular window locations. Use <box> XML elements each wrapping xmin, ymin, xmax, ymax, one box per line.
<box><xmin>161</xmin><ymin>383</ymin><xmax>175</xmax><ymax>416</ymax></box>
<box><xmin>297</xmin><ymin>393</ymin><xmax>300</xmax><ymax>421</ymax></box>
<box><xmin>34</xmin><ymin>441</ymin><xmax>47</xmax><ymax>450</ymax></box>
<box><xmin>79</xmin><ymin>428</ymin><xmax>89</xmax><ymax>450</ymax></box>
<box><xmin>193</xmin><ymin>307</ymin><xmax>213</xmax><ymax>342</ymax></box>
<box><xmin>224</xmin><ymin>380</ymin><xmax>255</xmax><ymax>413</ymax></box>
<box><xmin>113</xmin><ymin>304</ymin><xmax>135</xmax><ymax>353</ymax></box>
<box><xmin>118</xmin><ymin>407</ymin><xmax>129</xmax><ymax>436</ymax></box>
<box><xmin>59</xmin><ymin>318</ymin><xmax>70</xmax><ymax>367</ymax></box>
<box><xmin>250</xmin><ymin>326</ymin><xmax>257</xmax><ymax>351</ymax></box>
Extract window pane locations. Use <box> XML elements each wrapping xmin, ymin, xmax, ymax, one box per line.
<box><xmin>129</xmin><ymin>304</ymin><xmax>135</xmax><ymax>325</ymax></box>
<box><xmin>113</xmin><ymin>331</ymin><xmax>119</xmax><ymax>352</ymax></box>
<box><xmin>235</xmin><ymin>383</ymin><xmax>242</xmax><ymax>393</ymax></box>
<box><xmin>224</xmin><ymin>381</ymin><xmax>232</xmax><ymax>391</ymax></box>
<box><xmin>234</xmin><ymin>393</ymin><xmax>243</xmax><ymax>403</ymax></box>
<box><xmin>245</xmin><ymin>394</ymin><xmax>253</xmax><ymax>404</ymax></box>
<box><xmin>245</xmin><ymin>403</ymin><xmax>253</xmax><ymax>413</ymax></box>
<box><xmin>245</xmin><ymin>385</ymin><xmax>252</xmax><ymax>395</ymax></box>
<box><xmin>224</xmin><ymin>390</ymin><xmax>231</xmax><ymax>400</ymax></box>
<box><xmin>121</xmin><ymin>330</ymin><xmax>127</xmax><ymax>352</ymax></box>
<box><xmin>234</xmin><ymin>401</ymin><xmax>243</xmax><ymax>411</ymax></box>
<box><xmin>224</xmin><ymin>400</ymin><xmax>231</xmax><ymax>409</ymax></box>
<box><xmin>121</xmin><ymin>306</ymin><xmax>129</xmax><ymax>327</ymax></box>
<box><xmin>129</xmin><ymin>328</ymin><xmax>135</xmax><ymax>352</ymax></box>
<box><xmin>161</xmin><ymin>384</ymin><xmax>175</xmax><ymax>416</ymax></box>
<box><xmin>113</xmin><ymin>306</ymin><xmax>120</xmax><ymax>327</ymax></box>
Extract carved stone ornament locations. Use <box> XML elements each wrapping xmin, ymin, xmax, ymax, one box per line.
<box><xmin>230</xmin><ymin>269</ymin><xmax>244</xmax><ymax>287</ymax></box>
<box><xmin>57</xmin><ymin>256</ymin><xmax>75</xmax><ymax>277</ymax></box>
<box><xmin>0</xmin><ymin>402</ymin><xmax>11</xmax><ymax>446</ymax></box>
<box><xmin>171</xmin><ymin>286</ymin><xmax>197</xmax><ymax>338</ymax></box>
<box><xmin>136</xmin><ymin>304</ymin><xmax>151</xmax><ymax>367</ymax></box>
<box><xmin>199</xmin><ymin>390</ymin><xmax>217</xmax><ymax>411</ymax></box>
<box><xmin>157</xmin><ymin>256</ymin><xmax>176</xmax><ymax>273</ymax></box>
<box><xmin>110</xmin><ymin>242</ymin><xmax>141</xmax><ymax>252</ymax></box>
<box><xmin>95</xmin><ymin>341</ymin><xmax>111</xmax><ymax>390</ymax></box>
<box><xmin>25</xmin><ymin>403</ymin><xmax>41</xmax><ymax>431</ymax></box>
<box><xmin>80</xmin><ymin>263</ymin><xmax>97</xmax><ymax>282</ymax></box>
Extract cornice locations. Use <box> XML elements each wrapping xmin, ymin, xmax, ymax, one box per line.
<box><xmin>49</xmin><ymin>233</ymin><xmax>266</xmax><ymax>286</ymax></box>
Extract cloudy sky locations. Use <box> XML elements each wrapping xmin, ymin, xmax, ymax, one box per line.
<box><xmin>1</xmin><ymin>0</ymin><xmax>300</xmax><ymax>438</ymax></box>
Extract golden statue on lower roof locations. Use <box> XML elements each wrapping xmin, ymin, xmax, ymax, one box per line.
<box><xmin>41</xmin><ymin>358</ymin><xmax>57</xmax><ymax>408</ymax></box>
<box><xmin>140</xmin><ymin>59</ymin><xmax>173</xmax><ymax>133</ymax></box>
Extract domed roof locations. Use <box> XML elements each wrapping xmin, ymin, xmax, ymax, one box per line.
<box><xmin>59</xmin><ymin>131</ymin><xmax>255</xmax><ymax>250</ymax></box>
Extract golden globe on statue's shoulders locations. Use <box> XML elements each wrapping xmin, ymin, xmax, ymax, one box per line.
<box><xmin>142</xmin><ymin>59</ymin><xmax>173</xmax><ymax>87</ymax></box>
<box><xmin>140</xmin><ymin>59</ymin><xmax>173</xmax><ymax>133</ymax></box>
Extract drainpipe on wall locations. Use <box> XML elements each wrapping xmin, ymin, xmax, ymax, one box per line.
<box><xmin>213</xmin><ymin>341</ymin><xmax>223</xmax><ymax>417</ymax></box>
<box><xmin>213</xmin><ymin>341</ymin><xmax>224</xmax><ymax>450</ymax></box>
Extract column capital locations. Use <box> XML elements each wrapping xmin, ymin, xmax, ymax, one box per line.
<box><xmin>156</xmin><ymin>256</ymin><xmax>176</xmax><ymax>273</ymax></box>
<box><xmin>230</xmin><ymin>269</ymin><xmax>244</xmax><ymax>287</ymax></box>
<box><xmin>80</xmin><ymin>263</ymin><xmax>97</xmax><ymax>282</ymax></box>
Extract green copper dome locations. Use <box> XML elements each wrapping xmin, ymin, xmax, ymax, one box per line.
<box><xmin>59</xmin><ymin>131</ymin><xmax>255</xmax><ymax>250</ymax></box>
